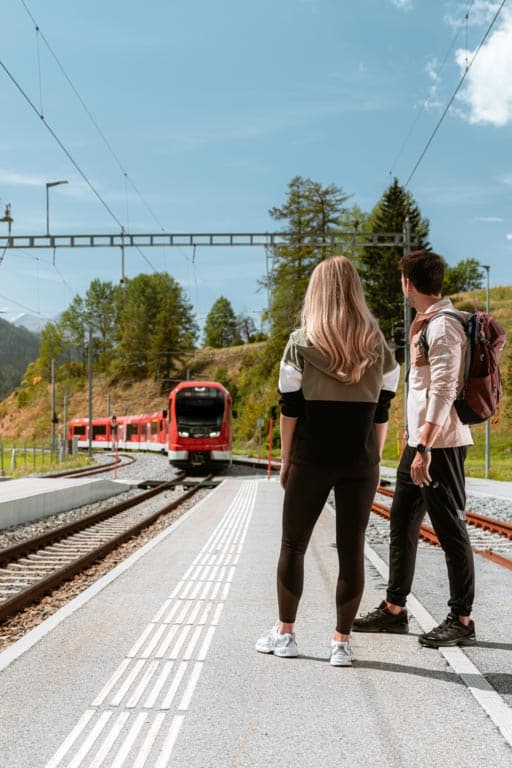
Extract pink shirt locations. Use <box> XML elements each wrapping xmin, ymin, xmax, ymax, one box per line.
<box><xmin>407</xmin><ymin>298</ymin><xmax>473</xmax><ymax>449</ymax></box>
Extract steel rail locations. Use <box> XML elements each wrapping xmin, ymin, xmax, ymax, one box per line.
<box><xmin>0</xmin><ymin>473</ymin><xmax>209</xmax><ymax>622</ymax></box>
<box><xmin>372</xmin><ymin>498</ymin><xmax>512</xmax><ymax>571</ymax></box>
<box><xmin>46</xmin><ymin>453</ymin><xmax>136</xmax><ymax>478</ymax></box>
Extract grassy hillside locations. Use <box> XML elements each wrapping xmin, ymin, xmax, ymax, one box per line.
<box><xmin>0</xmin><ymin>286</ymin><xmax>510</xmax><ymax>479</ymax></box>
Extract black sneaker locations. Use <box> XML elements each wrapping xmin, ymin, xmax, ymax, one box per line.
<box><xmin>418</xmin><ymin>614</ymin><xmax>476</xmax><ymax>648</ymax></box>
<box><xmin>352</xmin><ymin>600</ymin><xmax>409</xmax><ymax>634</ymax></box>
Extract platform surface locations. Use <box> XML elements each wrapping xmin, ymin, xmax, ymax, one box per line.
<box><xmin>0</xmin><ymin>477</ymin><xmax>511</xmax><ymax>767</ymax></box>
<box><xmin>0</xmin><ymin>476</ymin><xmax>132</xmax><ymax>528</ymax></box>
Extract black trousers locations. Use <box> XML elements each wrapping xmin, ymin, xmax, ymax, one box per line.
<box><xmin>386</xmin><ymin>445</ymin><xmax>474</xmax><ymax>616</ymax></box>
<box><xmin>278</xmin><ymin>461</ymin><xmax>379</xmax><ymax>634</ymax></box>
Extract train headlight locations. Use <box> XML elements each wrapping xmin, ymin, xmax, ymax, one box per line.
<box><xmin>209</xmin><ymin>431</ymin><xmax>220</xmax><ymax>438</ymax></box>
<box><xmin>178</xmin><ymin>431</ymin><xmax>190</xmax><ymax>437</ymax></box>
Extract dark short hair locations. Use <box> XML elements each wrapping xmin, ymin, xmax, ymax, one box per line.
<box><xmin>398</xmin><ymin>250</ymin><xmax>444</xmax><ymax>295</ymax></box>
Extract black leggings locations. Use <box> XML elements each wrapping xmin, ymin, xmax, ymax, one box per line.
<box><xmin>278</xmin><ymin>461</ymin><xmax>379</xmax><ymax>634</ymax></box>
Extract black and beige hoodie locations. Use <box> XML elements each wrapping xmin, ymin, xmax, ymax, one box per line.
<box><xmin>278</xmin><ymin>329</ymin><xmax>400</xmax><ymax>468</ymax></box>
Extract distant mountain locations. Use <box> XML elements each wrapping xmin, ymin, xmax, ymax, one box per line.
<box><xmin>0</xmin><ymin>318</ymin><xmax>41</xmax><ymax>399</ymax></box>
<box><xmin>12</xmin><ymin>313</ymin><xmax>57</xmax><ymax>333</ymax></box>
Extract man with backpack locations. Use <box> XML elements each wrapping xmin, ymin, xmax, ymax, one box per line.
<box><xmin>354</xmin><ymin>249</ymin><xmax>477</xmax><ymax>647</ymax></box>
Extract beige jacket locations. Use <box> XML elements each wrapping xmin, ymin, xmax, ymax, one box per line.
<box><xmin>407</xmin><ymin>298</ymin><xmax>473</xmax><ymax>448</ymax></box>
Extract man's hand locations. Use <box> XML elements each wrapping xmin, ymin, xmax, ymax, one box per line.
<box><xmin>411</xmin><ymin>451</ymin><xmax>432</xmax><ymax>487</ymax></box>
<box><xmin>280</xmin><ymin>459</ymin><xmax>291</xmax><ymax>489</ymax></box>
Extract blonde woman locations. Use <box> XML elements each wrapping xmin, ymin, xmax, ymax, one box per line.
<box><xmin>256</xmin><ymin>255</ymin><xmax>400</xmax><ymax>666</ymax></box>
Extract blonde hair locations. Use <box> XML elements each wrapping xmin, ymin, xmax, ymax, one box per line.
<box><xmin>302</xmin><ymin>256</ymin><xmax>381</xmax><ymax>383</ymax></box>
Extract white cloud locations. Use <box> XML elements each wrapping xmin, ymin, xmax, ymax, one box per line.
<box><xmin>0</xmin><ymin>169</ymin><xmax>45</xmax><ymax>187</ymax></box>
<box><xmin>445</xmin><ymin>1</ymin><xmax>502</xmax><ymax>30</ymax></box>
<box><xmin>391</xmin><ymin>0</ymin><xmax>412</xmax><ymax>10</ymax></box>
<box><xmin>507</xmin><ymin>233</ymin><xmax>512</xmax><ymax>240</ymax></box>
<box><xmin>475</xmin><ymin>216</ymin><xmax>504</xmax><ymax>222</ymax></box>
<box><xmin>424</xmin><ymin>57</ymin><xmax>443</xmax><ymax>110</ymax></box>
<box><xmin>455</xmin><ymin>8</ymin><xmax>512</xmax><ymax>126</ymax></box>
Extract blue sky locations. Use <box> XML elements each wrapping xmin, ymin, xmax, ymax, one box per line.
<box><xmin>1</xmin><ymin>0</ymin><xmax>511</xmax><ymax>332</ymax></box>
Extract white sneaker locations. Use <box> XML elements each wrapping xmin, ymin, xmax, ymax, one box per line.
<box><xmin>330</xmin><ymin>640</ymin><xmax>353</xmax><ymax>666</ymax></box>
<box><xmin>255</xmin><ymin>624</ymin><xmax>298</xmax><ymax>657</ymax></box>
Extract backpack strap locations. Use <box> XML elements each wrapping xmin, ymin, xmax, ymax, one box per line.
<box><xmin>417</xmin><ymin>310</ymin><xmax>467</xmax><ymax>361</ymax></box>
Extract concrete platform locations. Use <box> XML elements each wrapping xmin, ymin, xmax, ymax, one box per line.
<box><xmin>0</xmin><ymin>478</ymin><xmax>511</xmax><ymax>767</ymax></box>
<box><xmin>0</xmin><ymin>477</ymin><xmax>133</xmax><ymax>528</ymax></box>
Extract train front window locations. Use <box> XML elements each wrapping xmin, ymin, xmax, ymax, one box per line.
<box><xmin>175</xmin><ymin>388</ymin><xmax>224</xmax><ymax>437</ymax></box>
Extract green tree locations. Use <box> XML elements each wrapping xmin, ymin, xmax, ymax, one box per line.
<box><xmin>204</xmin><ymin>296</ymin><xmax>240</xmax><ymax>347</ymax></box>
<box><xmin>114</xmin><ymin>273</ymin><xmax>197</xmax><ymax>382</ymax></box>
<box><xmin>264</xmin><ymin>176</ymin><xmax>351</xmax><ymax>354</ymax></box>
<box><xmin>359</xmin><ymin>177</ymin><xmax>430</xmax><ymax>339</ymax></box>
<box><xmin>443</xmin><ymin>258</ymin><xmax>484</xmax><ymax>296</ymax></box>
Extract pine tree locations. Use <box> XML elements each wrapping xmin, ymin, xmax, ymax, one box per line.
<box><xmin>114</xmin><ymin>273</ymin><xmax>197</xmax><ymax>382</ymax></box>
<box><xmin>359</xmin><ymin>178</ymin><xmax>429</xmax><ymax>339</ymax></box>
<box><xmin>204</xmin><ymin>296</ymin><xmax>240</xmax><ymax>348</ymax></box>
<box><xmin>264</xmin><ymin>176</ymin><xmax>351</xmax><ymax>353</ymax></box>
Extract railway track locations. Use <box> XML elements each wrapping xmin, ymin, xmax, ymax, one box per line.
<box><xmin>0</xmin><ymin>474</ymin><xmax>215</xmax><ymax>623</ymax></box>
<box><xmin>232</xmin><ymin>456</ymin><xmax>512</xmax><ymax>569</ymax></box>
<box><xmin>373</xmin><ymin>488</ymin><xmax>512</xmax><ymax>571</ymax></box>
<box><xmin>45</xmin><ymin>452</ymin><xmax>136</xmax><ymax>478</ymax></box>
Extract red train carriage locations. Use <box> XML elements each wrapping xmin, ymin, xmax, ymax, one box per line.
<box><xmin>167</xmin><ymin>381</ymin><xmax>232</xmax><ymax>469</ymax></box>
<box><xmin>68</xmin><ymin>411</ymin><xmax>167</xmax><ymax>453</ymax></box>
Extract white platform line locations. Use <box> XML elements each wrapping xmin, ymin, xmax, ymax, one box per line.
<box><xmin>144</xmin><ymin>661</ymin><xmax>174</xmax><ymax>709</ymax></box>
<box><xmin>111</xmin><ymin>659</ymin><xmax>146</xmax><ymax>706</ymax></box>
<box><xmin>154</xmin><ymin>715</ymin><xmax>185</xmax><ymax>768</ymax></box>
<box><xmin>45</xmin><ymin>481</ymin><xmax>257</xmax><ymax>768</ymax></box>
<box><xmin>66</xmin><ymin>711</ymin><xmax>112</xmax><ymax>768</ymax></box>
<box><xmin>161</xmin><ymin>661</ymin><xmax>188</xmax><ymax>709</ymax></box>
<box><xmin>198</xmin><ymin>603</ymin><xmax>213</xmax><ymax>625</ymax></box>
<box><xmin>92</xmin><ymin>659</ymin><xmax>132</xmax><ymax>707</ymax></box>
<box><xmin>168</xmin><ymin>625</ymin><xmax>191</xmax><ymax>659</ymax></box>
<box><xmin>197</xmin><ymin>626</ymin><xmax>216</xmax><ymax>661</ymax></box>
<box><xmin>126</xmin><ymin>660</ymin><xmax>160</xmax><ymax>708</ymax></box>
<box><xmin>88</xmin><ymin>711</ymin><xmax>130</xmax><ymax>768</ymax></box>
<box><xmin>45</xmin><ymin>709</ymin><xmax>96</xmax><ymax>768</ymax></box>
<box><xmin>109</xmin><ymin>712</ymin><xmax>147</xmax><ymax>768</ymax></box>
<box><xmin>183</xmin><ymin>625</ymin><xmax>204</xmax><ymax>661</ymax></box>
<box><xmin>131</xmin><ymin>712</ymin><xmax>166</xmax><ymax>768</ymax></box>
<box><xmin>154</xmin><ymin>625</ymin><xmax>179</xmax><ymax>659</ymax></box>
<box><xmin>151</xmin><ymin>599</ymin><xmax>171</xmax><ymax>623</ymax></box>
<box><xmin>140</xmin><ymin>624</ymin><xmax>167</xmax><ymax>658</ymax></box>
<box><xmin>163</xmin><ymin>600</ymin><xmax>182</xmax><ymax>624</ymax></box>
<box><xmin>187</xmin><ymin>601</ymin><xmax>204</xmax><ymax>625</ymax></box>
<box><xmin>364</xmin><ymin>541</ymin><xmax>512</xmax><ymax>748</ymax></box>
<box><xmin>126</xmin><ymin>624</ymin><xmax>154</xmax><ymax>659</ymax></box>
<box><xmin>0</xmin><ymin>483</ymin><xmax>221</xmax><ymax>673</ymax></box>
<box><xmin>211</xmin><ymin>603</ymin><xmax>224</xmax><ymax>626</ymax></box>
<box><xmin>178</xmin><ymin>661</ymin><xmax>203</xmax><ymax>710</ymax></box>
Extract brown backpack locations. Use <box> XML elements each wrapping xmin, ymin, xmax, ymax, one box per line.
<box><xmin>418</xmin><ymin>310</ymin><xmax>507</xmax><ymax>425</ymax></box>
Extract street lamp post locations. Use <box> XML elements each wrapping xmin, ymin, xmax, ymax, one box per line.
<box><xmin>481</xmin><ymin>264</ymin><xmax>491</xmax><ymax>478</ymax></box>
<box><xmin>45</xmin><ymin>180</ymin><xmax>68</xmax><ymax>236</ymax></box>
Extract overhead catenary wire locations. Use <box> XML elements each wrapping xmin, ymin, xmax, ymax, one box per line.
<box><xmin>0</xmin><ymin>58</ymin><xmax>124</xmax><ymax>230</ymax></box>
<box><xmin>389</xmin><ymin>0</ymin><xmax>476</xmax><ymax>177</ymax></box>
<box><xmin>0</xmin><ymin>57</ymin><xmax>158</xmax><ymax>275</ymax></box>
<box><xmin>404</xmin><ymin>0</ymin><xmax>508</xmax><ymax>189</ymax></box>
<box><xmin>18</xmin><ymin>0</ymin><xmax>168</xmax><ymax>235</ymax></box>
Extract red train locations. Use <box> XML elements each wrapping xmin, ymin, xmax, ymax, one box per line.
<box><xmin>67</xmin><ymin>380</ymin><xmax>232</xmax><ymax>470</ymax></box>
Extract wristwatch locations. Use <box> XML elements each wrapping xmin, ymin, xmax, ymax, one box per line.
<box><xmin>416</xmin><ymin>443</ymin><xmax>432</xmax><ymax>454</ymax></box>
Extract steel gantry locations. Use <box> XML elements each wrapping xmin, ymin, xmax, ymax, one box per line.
<box><xmin>0</xmin><ymin>230</ymin><xmax>411</xmax><ymax>250</ymax></box>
